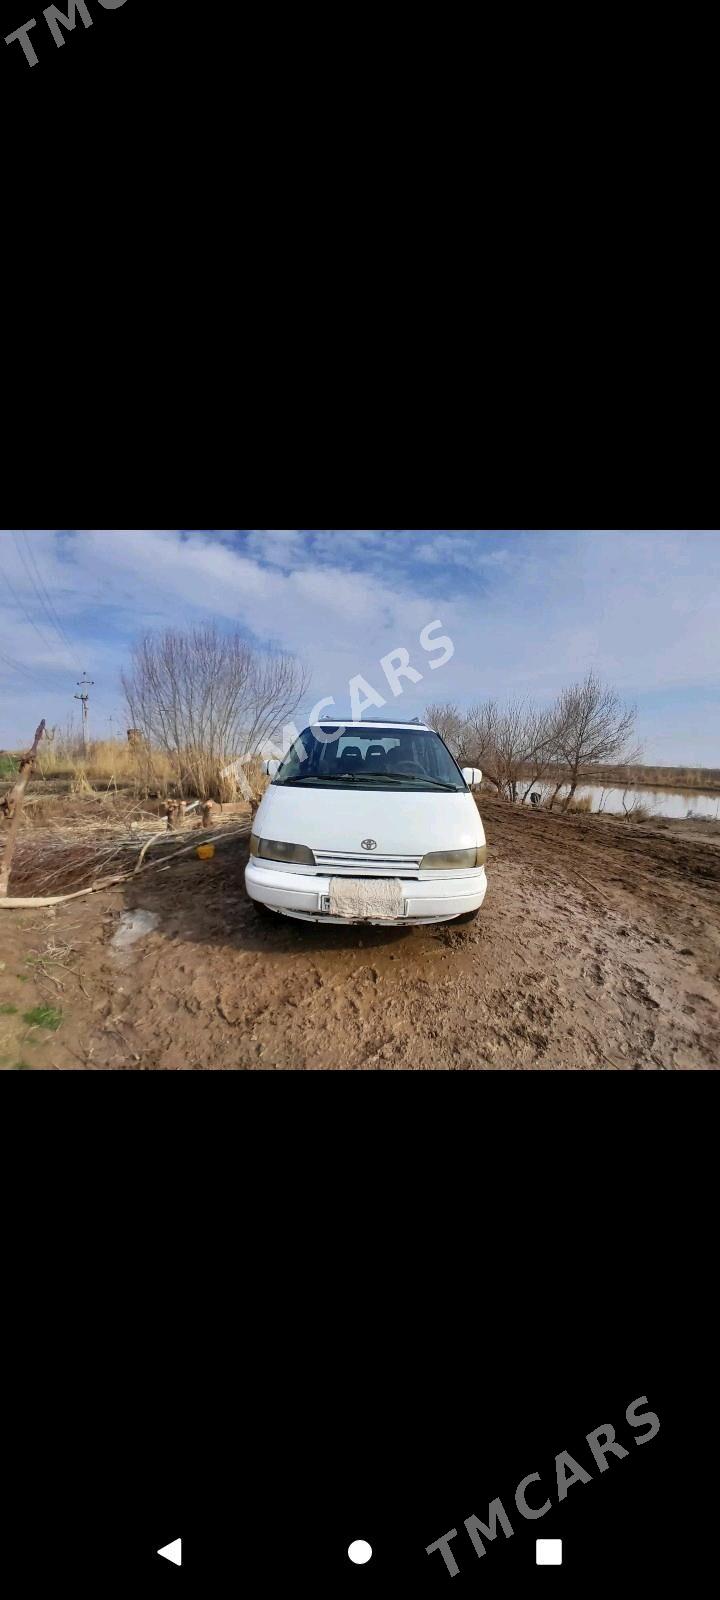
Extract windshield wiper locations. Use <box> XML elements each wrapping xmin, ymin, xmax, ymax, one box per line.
<box><xmin>279</xmin><ymin>772</ymin><xmax>356</xmax><ymax>784</ymax></box>
<box><xmin>278</xmin><ymin>772</ymin><xmax>460</xmax><ymax>790</ymax></box>
<box><xmin>349</xmin><ymin>773</ymin><xmax>461</xmax><ymax>791</ymax></box>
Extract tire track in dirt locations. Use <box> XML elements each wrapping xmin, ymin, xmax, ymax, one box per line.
<box><xmin>1</xmin><ymin>801</ymin><xmax>718</xmax><ymax>1068</ymax></box>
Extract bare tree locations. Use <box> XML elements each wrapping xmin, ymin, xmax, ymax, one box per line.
<box><xmin>122</xmin><ymin>624</ymin><xmax>309</xmax><ymax>801</ymax></box>
<box><xmin>485</xmin><ymin>701</ymin><xmax>528</xmax><ymax>801</ymax></box>
<box><xmin>461</xmin><ymin>702</ymin><xmax>503</xmax><ymax>791</ymax></box>
<box><xmin>426</xmin><ymin>701</ymin><xmax>505</xmax><ymax>788</ymax></box>
<box><xmin>515</xmin><ymin>703</ymin><xmax>565</xmax><ymax>801</ymax></box>
<box><xmin>459</xmin><ymin>699</ymin><xmax>564</xmax><ymax>802</ymax></box>
<box><xmin>619</xmin><ymin>787</ymin><xmax>650</xmax><ymax>820</ymax></box>
<box><xmin>426</xmin><ymin>679</ymin><xmax>637</xmax><ymax>811</ymax></box>
<box><xmin>428</xmin><ymin>700</ymin><xmax>532</xmax><ymax>798</ymax></box>
<box><xmin>550</xmin><ymin>672</ymin><xmax>638</xmax><ymax>813</ymax></box>
<box><xmin>424</xmin><ymin>702</ymin><xmax>466</xmax><ymax>758</ymax></box>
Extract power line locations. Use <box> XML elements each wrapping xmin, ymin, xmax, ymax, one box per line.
<box><xmin>12</xmin><ymin>531</ymin><xmax>79</xmax><ymax>672</ymax></box>
<box><xmin>19</xmin><ymin>530</ymin><xmax>82</xmax><ymax>669</ymax></box>
<box><xmin>0</xmin><ymin>647</ymin><xmax>67</xmax><ymax>695</ymax></box>
<box><xmin>0</xmin><ymin>649</ymin><xmax>40</xmax><ymax>683</ymax></box>
<box><xmin>0</xmin><ymin>647</ymin><xmax>61</xmax><ymax>690</ymax></box>
<box><xmin>0</xmin><ymin>548</ymin><xmax>67</xmax><ymax>666</ymax></box>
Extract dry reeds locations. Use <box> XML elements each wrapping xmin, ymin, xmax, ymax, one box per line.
<box><xmin>33</xmin><ymin>735</ymin><xmax>175</xmax><ymax>792</ymax></box>
<box><xmin>574</xmin><ymin>764</ymin><xmax>720</xmax><ymax>793</ymax></box>
<box><xmin>23</xmin><ymin>736</ymin><xmax>268</xmax><ymax>805</ymax></box>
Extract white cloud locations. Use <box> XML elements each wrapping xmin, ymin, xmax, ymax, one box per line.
<box><xmin>0</xmin><ymin>530</ymin><xmax>718</xmax><ymax>763</ymax></box>
<box><xmin>415</xmin><ymin>533</ymin><xmax>510</xmax><ymax>569</ymax></box>
<box><xmin>243</xmin><ymin>530</ymin><xmax>307</xmax><ymax>568</ymax></box>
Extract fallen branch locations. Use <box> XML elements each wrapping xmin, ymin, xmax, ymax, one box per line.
<box><xmin>0</xmin><ymin>873</ymin><xmax>129</xmax><ymax>907</ymax></box>
<box><xmin>0</xmin><ymin>823</ymin><xmax>250</xmax><ymax>908</ymax></box>
<box><xmin>133</xmin><ymin>830</ymin><xmax>165</xmax><ymax>874</ymax></box>
<box><xmin>130</xmin><ymin>823</ymin><xmax>248</xmax><ymax>873</ymax></box>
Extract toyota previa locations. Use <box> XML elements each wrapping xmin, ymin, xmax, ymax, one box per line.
<box><xmin>245</xmin><ymin>719</ymin><xmax>487</xmax><ymax>926</ymax></box>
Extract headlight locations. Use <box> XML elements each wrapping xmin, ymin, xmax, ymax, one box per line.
<box><xmin>420</xmin><ymin>845</ymin><xmax>487</xmax><ymax>869</ymax></box>
<box><xmin>250</xmin><ymin>834</ymin><xmax>315</xmax><ymax>865</ymax></box>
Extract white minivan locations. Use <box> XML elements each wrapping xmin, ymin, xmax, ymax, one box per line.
<box><xmin>245</xmin><ymin>719</ymin><xmax>487</xmax><ymax>926</ymax></box>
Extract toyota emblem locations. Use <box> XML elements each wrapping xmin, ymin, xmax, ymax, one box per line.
<box><xmin>361</xmin><ymin>838</ymin><xmax>378</xmax><ymax>851</ymax></box>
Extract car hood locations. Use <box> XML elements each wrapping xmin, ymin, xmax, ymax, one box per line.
<box><xmin>253</xmin><ymin>785</ymin><xmax>484</xmax><ymax>855</ymax></box>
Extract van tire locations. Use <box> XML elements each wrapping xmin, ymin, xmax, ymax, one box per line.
<box><xmin>454</xmin><ymin>907</ymin><xmax>481</xmax><ymax>924</ymax></box>
<box><xmin>250</xmin><ymin>899</ymin><xmax>271</xmax><ymax>916</ymax></box>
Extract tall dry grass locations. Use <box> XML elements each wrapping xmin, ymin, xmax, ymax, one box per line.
<box><xmin>88</xmin><ymin>739</ymin><xmax>174</xmax><ymax>783</ymax></box>
<box><xmin>32</xmin><ymin>736</ymin><xmax>174</xmax><ymax>791</ymax></box>
<box><xmin>12</xmin><ymin>736</ymin><xmax>267</xmax><ymax>804</ymax></box>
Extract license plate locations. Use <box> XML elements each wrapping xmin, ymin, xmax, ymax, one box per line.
<box><xmin>320</xmin><ymin>883</ymin><xmax>408</xmax><ymax>921</ymax></box>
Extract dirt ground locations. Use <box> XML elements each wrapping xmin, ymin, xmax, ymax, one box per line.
<box><xmin>1</xmin><ymin>797</ymin><xmax>719</xmax><ymax>1068</ymax></box>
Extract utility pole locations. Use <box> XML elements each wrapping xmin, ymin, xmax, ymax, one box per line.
<box><xmin>74</xmin><ymin>672</ymin><xmax>94</xmax><ymax>753</ymax></box>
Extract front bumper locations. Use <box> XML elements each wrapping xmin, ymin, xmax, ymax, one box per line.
<box><xmin>245</xmin><ymin>861</ymin><xmax>487</xmax><ymax>925</ymax></box>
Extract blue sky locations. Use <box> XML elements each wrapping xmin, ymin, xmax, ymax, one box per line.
<box><xmin>0</xmin><ymin>530</ymin><xmax>718</xmax><ymax>764</ymax></box>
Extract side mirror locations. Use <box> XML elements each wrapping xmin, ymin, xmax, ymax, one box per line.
<box><xmin>264</xmin><ymin>759</ymin><xmax>280</xmax><ymax>778</ymax></box>
<box><xmin>462</xmin><ymin>767</ymin><xmax>482</xmax><ymax>788</ymax></box>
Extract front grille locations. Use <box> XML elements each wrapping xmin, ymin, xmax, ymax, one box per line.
<box><xmin>313</xmin><ymin>848</ymin><xmax>422</xmax><ymax>877</ymax></box>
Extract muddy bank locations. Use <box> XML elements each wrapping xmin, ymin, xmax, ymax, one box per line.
<box><xmin>0</xmin><ymin>798</ymin><xmax>718</xmax><ymax>1069</ymax></box>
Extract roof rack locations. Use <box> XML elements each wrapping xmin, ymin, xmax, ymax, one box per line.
<box><xmin>316</xmin><ymin>714</ymin><xmax>427</xmax><ymax>725</ymax></box>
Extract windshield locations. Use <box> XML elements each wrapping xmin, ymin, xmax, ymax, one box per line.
<box><xmin>272</xmin><ymin>726</ymin><xmax>467</xmax><ymax>791</ymax></box>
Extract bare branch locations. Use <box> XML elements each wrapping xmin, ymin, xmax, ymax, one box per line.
<box><xmin>0</xmin><ymin>718</ymin><xmax>47</xmax><ymax>895</ymax></box>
